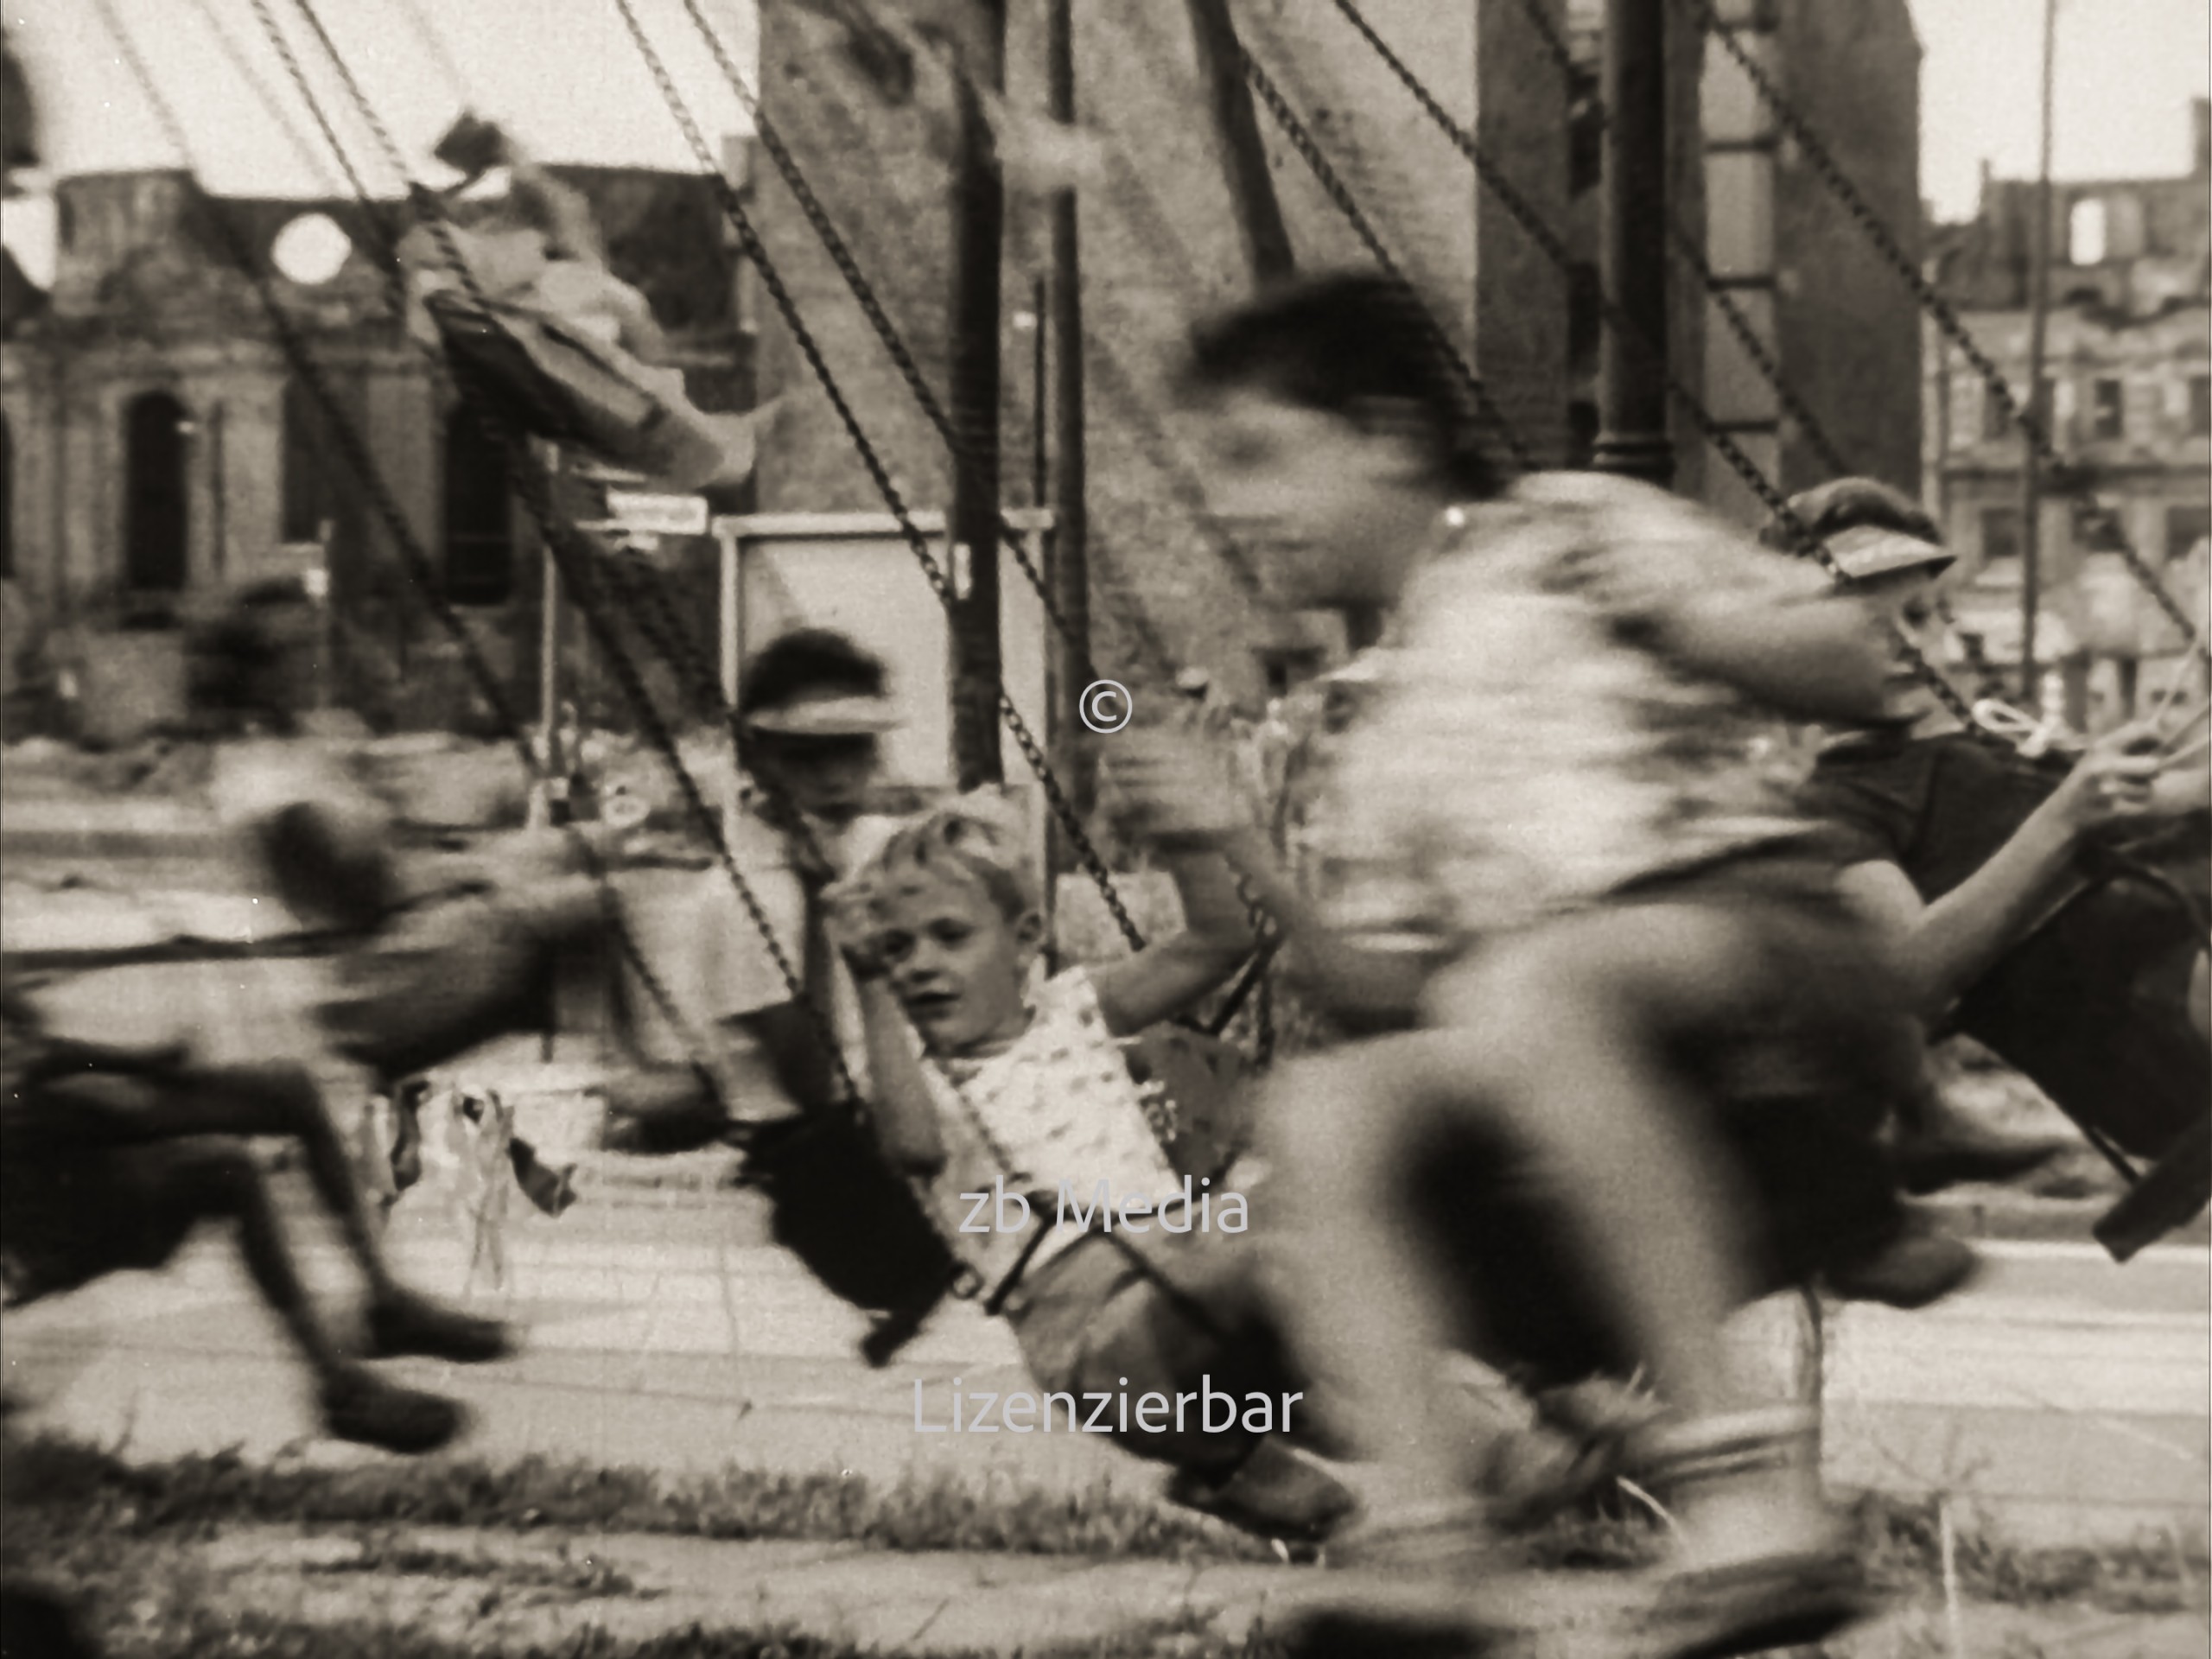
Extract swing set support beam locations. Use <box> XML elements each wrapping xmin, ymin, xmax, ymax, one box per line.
<box><xmin>947</xmin><ymin>0</ymin><xmax>1010</xmax><ymax>790</ymax></box>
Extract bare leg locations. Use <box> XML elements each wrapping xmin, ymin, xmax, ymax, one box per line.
<box><xmin>1271</xmin><ymin>907</ymin><xmax>1841</xmax><ymax>1573</ymax></box>
<box><xmin>113</xmin><ymin>1065</ymin><xmax>511</xmax><ymax>1363</ymax></box>
<box><xmin>153</xmin><ymin>1141</ymin><xmax>464</xmax><ymax>1456</ymax></box>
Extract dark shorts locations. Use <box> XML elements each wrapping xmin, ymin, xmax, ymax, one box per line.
<box><xmin>0</xmin><ymin>1085</ymin><xmax>212</xmax><ymax>1306</ymax></box>
<box><xmin>319</xmin><ymin>880</ymin><xmax>601</xmax><ymax>1079</ymax></box>
<box><xmin>1411</xmin><ymin>851</ymin><xmax>1918</xmax><ymax>1389</ymax></box>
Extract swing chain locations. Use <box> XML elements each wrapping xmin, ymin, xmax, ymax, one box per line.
<box><xmin>1503</xmin><ymin>0</ymin><xmax>1855</xmax><ymax>482</ymax></box>
<box><xmin>662</xmin><ymin>0</ymin><xmax>1073</xmax><ymax>651</ymax></box>
<box><xmin>610</xmin><ymin>0</ymin><xmax>1151</xmax><ymax>955</ymax></box>
<box><xmin>1234</xmin><ymin>41</ymin><xmax>1538</xmax><ymax>475</ymax></box>
<box><xmin>281</xmin><ymin>0</ymin><xmax>793</xmax><ymax>1072</ymax></box>
<box><xmin>1688</xmin><ymin>0</ymin><xmax>2204</xmax><ymax>659</ymax></box>
<box><xmin>1323</xmin><ymin>0</ymin><xmax>1994</xmax><ymax>747</ymax></box>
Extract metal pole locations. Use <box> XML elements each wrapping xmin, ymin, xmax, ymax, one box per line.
<box><xmin>716</xmin><ymin>526</ymin><xmax>741</xmax><ymax>713</ymax></box>
<box><xmin>1031</xmin><ymin>273</ymin><xmax>1049</xmax><ymax>510</ymax></box>
<box><xmin>1185</xmin><ymin>0</ymin><xmax>1295</xmax><ymax>287</ymax></box>
<box><xmin>539</xmin><ymin>535</ymin><xmax>563</xmax><ymax>817</ymax></box>
<box><xmin>946</xmin><ymin>0</ymin><xmax>1008</xmax><ymax>789</ymax></box>
<box><xmin>1048</xmin><ymin>0</ymin><xmax>1093</xmax><ymax>833</ymax></box>
<box><xmin>2018</xmin><ymin>0</ymin><xmax>2058</xmax><ymax>706</ymax></box>
<box><xmin>1593</xmin><ymin>0</ymin><xmax>1674</xmax><ymax>487</ymax></box>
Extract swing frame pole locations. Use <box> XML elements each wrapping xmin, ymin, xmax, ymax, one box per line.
<box><xmin>1046</xmin><ymin>0</ymin><xmax>1095</xmax><ymax>863</ymax></box>
<box><xmin>1592</xmin><ymin>0</ymin><xmax>1674</xmax><ymax>488</ymax></box>
<box><xmin>946</xmin><ymin>0</ymin><xmax>1010</xmax><ymax>790</ymax></box>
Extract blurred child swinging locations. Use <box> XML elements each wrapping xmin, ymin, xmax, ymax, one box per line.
<box><xmin>398</xmin><ymin>115</ymin><xmax>772</xmax><ymax>494</ymax></box>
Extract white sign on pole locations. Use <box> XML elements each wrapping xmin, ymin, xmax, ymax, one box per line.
<box><xmin>603</xmin><ymin>490</ymin><xmax>709</xmax><ymax>537</ymax></box>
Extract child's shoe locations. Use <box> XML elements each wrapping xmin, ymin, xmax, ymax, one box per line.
<box><xmin>365</xmin><ymin>1287</ymin><xmax>514</xmax><ymax>1363</ymax></box>
<box><xmin>1624</xmin><ymin>1403</ymin><xmax>1878</xmax><ymax>1659</ymax></box>
<box><xmin>319</xmin><ymin>1368</ymin><xmax>467</xmax><ymax>1456</ymax></box>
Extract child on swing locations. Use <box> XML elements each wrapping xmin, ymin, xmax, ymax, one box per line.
<box><xmin>1166</xmin><ymin>272</ymin><xmax>1955</xmax><ymax>1656</ymax></box>
<box><xmin>1</xmin><ymin>973</ymin><xmax>496</xmax><ymax>1456</ymax></box>
<box><xmin>399</xmin><ymin>115</ymin><xmax>771</xmax><ymax>495</ymax></box>
<box><xmin>823</xmin><ymin>789</ymin><xmax>1358</xmax><ymax>1545</ymax></box>
<box><xmin>1780</xmin><ymin>477</ymin><xmax>2209</xmax><ymax>1256</ymax></box>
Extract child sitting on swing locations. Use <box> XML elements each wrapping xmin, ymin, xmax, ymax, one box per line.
<box><xmin>0</xmin><ymin>975</ymin><xmax>498</xmax><ymax>1456</ymax></box>
<box><xmin>823</xmin><ymin>787</ymin><xmax>1357</xmax><ymax>1546</ymax></box>
<box><xmin>398</xmin><ymin>115</ymin><xmax>771</xmax><ymax>495</ymax></box>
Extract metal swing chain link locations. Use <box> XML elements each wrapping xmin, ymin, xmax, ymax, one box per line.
<box><xmin>1234</xmin><ymin>44</ymin><xmax>1540</xmax><ymax>476</ymax></box>
<box><xmin>1325</xmin><ymin>0</ymin><xmax>1993</xmax><ymax>746</ymax></box>
<box><xmin>1504</xmin><ymin>0</ymin><xmax>1855</xmax><ymax>481</ymax></box>
<box><xmin>280</xmin><ymin>0</ymin><xmax>813</xmax><ymax>1073</ymax></box>
<box><xmin>669</xmin><ymin>0</ymin><xmax>1294</xmax><ymax>1014</ymax></box>
<box><xmin>664</xmin><ymin>0</ymin><xmax>1071</xmax><ymax>649</ymax></box>
<box><xmin>1689</xmin><ymin>0</ymin><xmax>2205</xmax><ymax>659</ymax></box>
<box><xmin>607</xmin><ymin>0</ymin><xmax>1153</xmax><ymax>957</ymax></box>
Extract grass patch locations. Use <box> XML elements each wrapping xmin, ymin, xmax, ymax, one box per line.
<box><xmin>10</xmin><ymin>1595</ymin><xmax>1292</xmax><ymax>1659</ymax></box>
<box><xmin>1511</xmin><ymin>1487</ymin><xmax>2204</xmax><ymax>1617</ymax></box>
<box><xmin>296</xmin><ymin>1539</ymin><xmax>647</xmax><ymax>1599</ymax></box>
<box><xmin>0</xmin><ymin>1434</ymin><xmax>1266</xmax><ymax>1565</ymax></box>
<box><xmin>1855</xmin><ymin>1491</ymin><xmax>2204</xmax><ymax>1615</ymax></box>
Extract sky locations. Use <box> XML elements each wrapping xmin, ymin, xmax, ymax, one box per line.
<box><xmin>3</xmin><ymin>0</ymin><xmax>2207</xmax><ymax>283</ymax></box>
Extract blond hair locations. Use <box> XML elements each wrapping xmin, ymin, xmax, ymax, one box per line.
<box><xmin>834</xmin><ymin>793</ymin><xmax>1039</xmax><ymax>931</ymax></box>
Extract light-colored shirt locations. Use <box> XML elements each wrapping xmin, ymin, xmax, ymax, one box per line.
<box><xmin>617</xmin><ymin>810</ymin><xmax>903</xmax><ymax>1093</ymax></box>
<box><xmin>1315</xmin><ymin>472</ymin><xmax>1826</xmax><ymax>952</ymax></box>
<box><xmin>918</xmin><ymin>969</ymin><xmax>1183</xmax><ymax>1301</ymax></box>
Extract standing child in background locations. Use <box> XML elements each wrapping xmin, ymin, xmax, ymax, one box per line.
<box><xmin>824</xmin><ymin>789</ymin><xmax>1357</xmax><ymax>1545</ymax></box>
<box><xmin>610</xmin><ymin>629</ymin><xmax>968</xmax><ymax>1363</ymax></box>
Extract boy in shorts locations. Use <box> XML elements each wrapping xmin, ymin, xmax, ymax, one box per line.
<box><xmin>1780</xmin><ymin>477</ymin><xmax>2208</xmax><ymax>1256</ymax></box>
<box><xmin>1171</xmin><ymin>273</ymin><xmax>1952</xmax><ymax>1654</ymax></box>
<box><xmin>1</xmin><ymin>976</ymin><xmax>497</xmax><ymax>1455</ymax></box>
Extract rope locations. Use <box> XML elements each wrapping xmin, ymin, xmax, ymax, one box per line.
<box><xmin>1506</xmin><ymin>0</ymin><xmax>1857</xmax><ymax>481</ymax></box>
<box><xmin>1318</xmin><ymin>0</ymin><xmax>1995</xmax><ymax>747</ymax></box>
<box><xmin>1232</xmin><ymin>41</ymin><xmax>1539</xmax><ymax>476</ymax></box>
<box><xmin>93</xmin><ymin>0</ymin><xmax>728</xmax><ymax>1085</ymax></box>
<box><xmin>1689</xmin><ymin>0</ymin><xmax>2206</xmax><ymax>661</ymax></box>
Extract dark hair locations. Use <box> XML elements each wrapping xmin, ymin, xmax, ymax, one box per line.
<box><xmin>1762</xmin><ymin>477</ymin><xmax>1942</xmax><ymax>555</ymax></box>
<box><xmin>736</xmin><ymin>628</ymin><xmax>887</xmax><ymax>721</ymax></box>
<box><xmin>1183</xmin><ymin>271</ymin><xmax>1506</xmax><ymax>501</ymax></box>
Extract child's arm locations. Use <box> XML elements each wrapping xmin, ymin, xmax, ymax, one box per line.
<box><xmin>851</xmin><ymin>972</ymin><xmax>949</xmax><ymax>1176</ymax></box>
<box><xmin>1654</xmin><ymin>586</ymin><xmax>1890</xmax><ymax>724</ymax></box>
<box><xmin>1217</xmin><ymin>829</ymin><xmax>1440</xmax><ymax>1033</ymax></box>
<box><xmin>1836</xmin><ymin>720</ymin><xmax>2172</xmax><ymax>1018</ymax></box>
<box><xmin>1104</xmin><ymin>733</ymin><xmax>1434</xmax><ymax>1032</ymax></box>
<box><xmin>1541</xmin><ymin>471</ymin><xmax>1892</xmax><ymax>722</ymax></box>
<box><xmin>1088</xmin><ymin>846</ymin><xmax>1259</xmax><ymax>1038</ymax></box>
